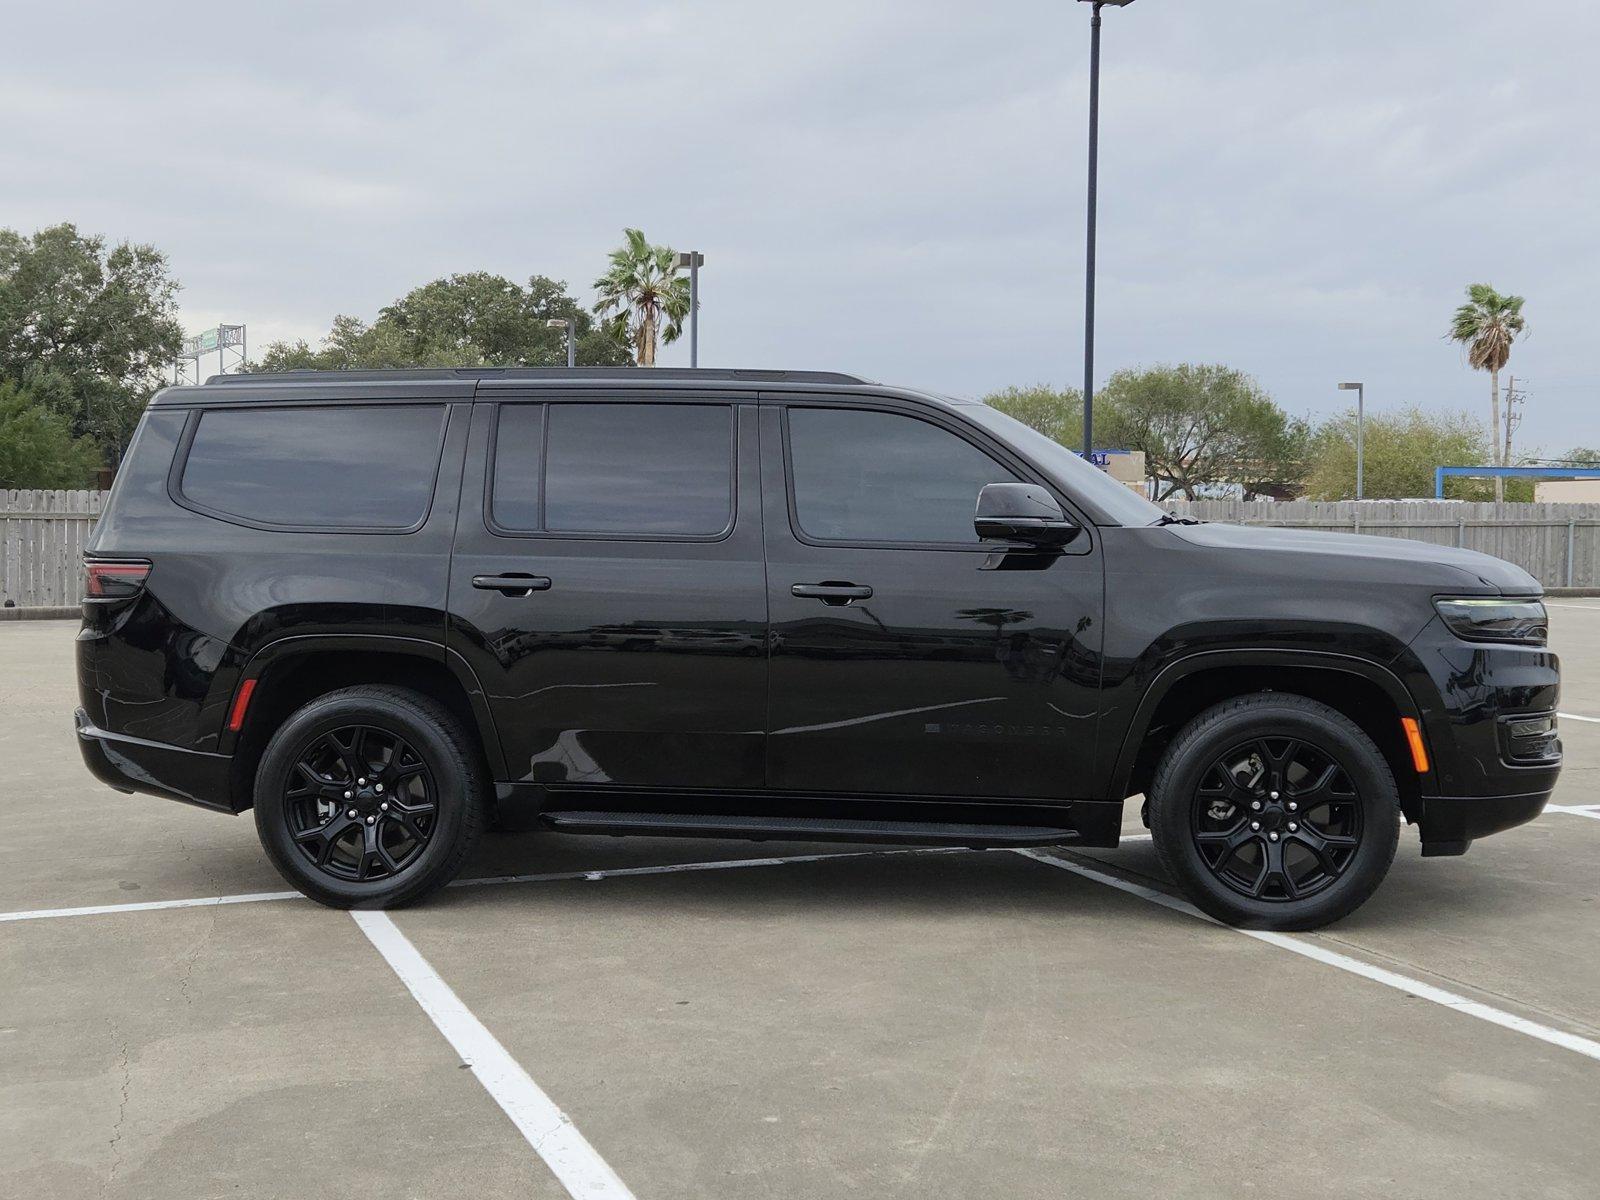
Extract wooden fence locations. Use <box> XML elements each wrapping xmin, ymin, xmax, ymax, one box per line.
<box><xmin>1168</xmin><ymin>500</ymin><xmax>1600</xmax><ymax>588</ymax></box>
<box><xmin>1</xmin><ymin>491</ymin><xmax>107</xmax><ymax>608</ymax></box>
<box><xmin>3</xmin><ymin>492</ymin><xmax>1599</xmax><ymax>607</ymax></box>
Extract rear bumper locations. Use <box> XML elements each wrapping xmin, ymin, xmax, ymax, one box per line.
<box><xmin>1417</xmin><ymin>789</ymin><xmax>1551</xmax><ymax>856</ymax></box>
<box><xmin>75</xmin><ymin>708</ymin><xmax>237</xmax><ymax>814</ymax></box>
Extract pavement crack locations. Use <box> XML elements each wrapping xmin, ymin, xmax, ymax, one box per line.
<box><xmin>105</xmin><ymin>1018</ymin><xmax>131</xmax><ymax>1192</ymax></box>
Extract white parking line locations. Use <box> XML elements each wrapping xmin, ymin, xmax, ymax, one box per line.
<box><xmin>0</xmin><ymin>848</ymin><xmax>963</xmax><ymax>924</ymax></box>
<box><xmin>1015</xmin><ymin>849</ymin><xmax>1600</xmax><ymax>1064</ymax></box>
<box><xmin>1545</xmin><ymin>603</ymin><xmax>1600</xmax><ymax>611</ymax></box>
<box><xmin>352</xmin><ymin>910</ymin><xmax>635</xmax><ymax>1200</ymax></box>
<box><xmin>453</xmin><ymin>846</ymin><xmax>967</xmax><ymax>889</ymax></box>
<box><xmin>1547</xmin><ymin>804</ymin><xmax>1600</xmax><ymax>821</ymax></box>
<box><xmin>0</xmin><ymin>889</ymin><xmax>300</xmax><ymax>924</ymax></box>
<box><xmin>1559</xmin><ymin>712</ymin><xmax>1600</xmax><ymax>723</ymax></box>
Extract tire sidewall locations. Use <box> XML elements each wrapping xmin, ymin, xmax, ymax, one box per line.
<box><xmin>254</xmin><ymin>692</ymin><xmax>472</xmax><ymax>908</ymax></box>
<box><xmin>1152</xmin><ymin>701</ymin><xmax>1400</xmax><ymax>929</ymax></box>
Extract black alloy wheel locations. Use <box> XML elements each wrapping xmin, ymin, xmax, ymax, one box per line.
<box><xmin>1191</xmin><ymin>736</ymin><xmax>1363</xmax><ymax>902</ymax></box>
<box><xmin>254</xmin><ymin>685</ymin><xmax>485</xmax><ymax>909</ymax></box>
<box><xmin>1148</xmin><ymin>692</ymin><xmax>1400</xmax><ymax>931</ymax></box>
<box><xmin>284</xmin><ymin>725</ymin><xmax>438</xmax><ymax>882</ymax></box>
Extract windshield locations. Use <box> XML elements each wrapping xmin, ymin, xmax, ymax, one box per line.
<box><xmin>963</xmin><ymin>404</ymin><xmax>1167</xmax><ymax>526</ymax></box>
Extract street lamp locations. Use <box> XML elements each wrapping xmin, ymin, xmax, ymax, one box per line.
<box><xmin>1339</xmin><ymin>382</ymin><xmax>1365</xmax><ymax>500</ymax></box>
<box><xmin>675</xmin><ymin>250</ymin><xmax>704</xmax><ymax>367</ymax></box>
<box><xmin>546</xmin><ymin>318</ymin><xmax>576</xmax><ymax>368</ymax></box>
<box><xmin>1077</xmin><ymin>0</ymin><xmax>1136</xmax><ymax>461</ymax></box>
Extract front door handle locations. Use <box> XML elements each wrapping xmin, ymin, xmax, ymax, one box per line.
<box><xmin>792</xmin><ymin>582</ymin><xmax>873</xmax><ymax>606</ymax></box>
<box><xmin>472</xmin><ymin>573</ymin><xmax>552</xmax><ymax>596</ymax></box>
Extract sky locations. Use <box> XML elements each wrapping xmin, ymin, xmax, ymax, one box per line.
<box><xmin>4</xmin><ymin>1</ymin><xmax>1598</xmax><ymax>452</ymax></box>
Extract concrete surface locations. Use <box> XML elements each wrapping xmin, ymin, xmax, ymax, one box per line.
<box><xmin>2</xmin><ymin>610</ymin><xmax>1598</xmax><ymax>1197</ymax></box>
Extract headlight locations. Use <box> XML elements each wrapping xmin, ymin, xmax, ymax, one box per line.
<box><xmin>1434</xmin><ymin>597</ymin><xmax>1548</xmax><ymax>645</ymax></box>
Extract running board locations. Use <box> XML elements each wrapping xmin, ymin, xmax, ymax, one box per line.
<box><xmin>538</xmin><ymin>811</ymin><xmax>1081</xmax><ymax>848</ymax></box>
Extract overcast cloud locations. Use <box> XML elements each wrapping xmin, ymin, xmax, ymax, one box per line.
<box><xmin>5</xmin><ymin>1</ymin><xmax>1597</xmax><ymax>450</ymax></box>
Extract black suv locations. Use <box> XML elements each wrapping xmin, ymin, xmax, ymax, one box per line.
<box><xmin>75</xmin><ymin>368</ymin><xmax>1561</xmax><ymax>929</ymax></box>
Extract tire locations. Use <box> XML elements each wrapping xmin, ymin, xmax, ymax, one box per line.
<box><xmin>1148</xmin><ymin>692</ymin><xmax>1400</xmax><ymax>931</ymax></box>
<box><xmin>253</xmin><ymin>685</ymin><xmax>486</xmax><ymax>909</ymax></box>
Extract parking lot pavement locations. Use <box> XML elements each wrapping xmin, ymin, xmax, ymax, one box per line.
<box><xmin>0</xmin><ymin>901</ymin><xmax>565</xmax><ymax>1200</ymax></box>
<box><xmin>390</xmin><ymin>851</ymin><xmax>1599</xmax><ymax>1200</ymax></box>
<box><xmin>2</xmin><ymin>607</ymin><xmax>1597</xmax><ymax>1198</ymax></box>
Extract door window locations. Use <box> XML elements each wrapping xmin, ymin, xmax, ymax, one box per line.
<box><xmin>786</xmin><ymin>407</ymin><xmax>1018</xmax><ymax>544</ymax></box>
<box><xmin>492</xmin><ymin>403</ymin><xmax>735</xmax><ymax>537</ymax></box>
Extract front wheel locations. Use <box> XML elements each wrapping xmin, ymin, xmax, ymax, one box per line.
<box><xmin>1149</xmin><ymin>693</ymin><xmax>1400</xmax><ymax>931</ymax></box>
<box><xmin>254</xmin><ymin>685</ymin><xmax>486</xmax><ymax>909</ymax></box>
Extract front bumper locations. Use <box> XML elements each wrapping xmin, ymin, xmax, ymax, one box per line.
<box><xmin>1417</xmin><ymin>790</ymin><xmax>1552</xmax><ymax>857</ymax></box>
<box><xmin>75</xmin><ymin>708</ymin><xmax>237</xmax><ymax>814</ymax></box>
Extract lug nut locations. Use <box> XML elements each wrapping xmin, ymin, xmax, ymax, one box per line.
<box><xmin>380</xmin><ymin>802</ymin><xmax>389</xmax><ymax>811</ymax></box>
<box><xmin>358</xmin><ymin>777</ymin><xmax>367</xmax><ymax>786</ymax></box>
<box><xmin>344</xmin><ymin>791</ymin><xmax>353</xmax><ymax>800</ymax></box>
<box><xmin>365</xmin><ymin>816</ymin><xmax>376</xmax><ymax>825</ymax></box>
<box><xmin>375</xmin><ymin>783</ymin><xmax>384</xmax><ymax>794</ymax></box>
<box><xmin>1250</xmin><ymin>820</ymin><xmax>1261</xmax><ymax>831</ymax></box>
<box><xmin>1270</xmin><ymin>791</ymin><xmax>1280</xmax><ymax>800</ymax></box>
<box><xmin>1287</xmin><ymin>801</ymin><xmax>1298</xmax><ymax>812</ymax></box>
<box><xmin>1288</xmin><ymin>822</ymin><xmax>1299</xmax><ymax>832</ymax></box>
<box><xmin>1268</xmin><ymin>831</ymin><xmax>1280</xmax><ymax>842</ymax></box>
<box><xmin>347</xmin><ymin>809</ymin><xmax>357</xmax><ymax>818</ymax></box>
<box><xmin>1250</xmin><ymin>800</ymin><xmax>1262</xmax><ymax>811</ymax></box>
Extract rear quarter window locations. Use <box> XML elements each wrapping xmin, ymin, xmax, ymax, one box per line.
<box><xmin>177</xmin><ymin>404</ymin><xmax>448</xmax><ymax>530</ymax></box>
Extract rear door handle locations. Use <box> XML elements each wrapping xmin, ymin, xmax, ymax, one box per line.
<box><xmin>472</xmin><ymin>573</ymin><xmax>552</xmax><ymax>596</ymax></box>
<box><xmin>792</xmin><ymin>582</ymin><xmax>873</xmax><ymax>606</ymax></box>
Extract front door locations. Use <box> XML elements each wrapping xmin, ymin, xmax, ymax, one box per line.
<box><xmin>761</xmin><ymin>400</ymin><xmax>1103</xmax><ymax>800</ymax></box>
<box><xmin>449</xmin><ymin>394</ymin><xmax>767</xmax><ymax>790</ymax></box>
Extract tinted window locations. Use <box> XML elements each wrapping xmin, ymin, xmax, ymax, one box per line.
<box><xmin>181</xmin><ymin>405</ymin><xmax>446</xmax><ymax>529</ymax></box>
<box><xmin>787</xmin><ymin>408</ymin><xmax>1017</xmax><ymax>543</ymax></box>
<box><xmin>493</xmin><ymin>403</ymin><xmax>733</xmax><ymax>536</ymax></box>
<box><xmin>964</xmin><ymin>402</ymin><xmax>1165</xmax><ymax>526</ymax></box>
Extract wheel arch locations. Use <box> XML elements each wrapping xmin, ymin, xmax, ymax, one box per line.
<box><xmin>221</xmin><ymin>635</ymin><xmax>506</xmax><ymax>812</ymax></box>
<box><xmin>1110</xmin><ymin>650</ymin><xmax>1429</xmax><ymax>825</ymax></box>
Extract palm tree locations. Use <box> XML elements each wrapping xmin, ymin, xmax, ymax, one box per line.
<box><xmin>1448</xmin><ymin>283</ymin><xmax>1527</xmax><ymax>502</ymax></box>
<box><xmin>592</xmin><ymin>229</ymin><xmax>690</xmax><ymax>366</ymax></box>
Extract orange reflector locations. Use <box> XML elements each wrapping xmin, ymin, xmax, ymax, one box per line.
<box><xmin>1400</xmin><ymin>717</ymin><xmax>1429</xmax><ymax>773</ymax></box>
<box><xmin>227</xmin><ymin>678</ymin><xmax>258</xmax><ymax>732</ymax></box>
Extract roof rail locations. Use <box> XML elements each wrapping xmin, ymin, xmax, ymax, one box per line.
<box><xmin>205</xmin><ymin>367</ymin><xmax>873</xmax><ymax>386</ymax></box>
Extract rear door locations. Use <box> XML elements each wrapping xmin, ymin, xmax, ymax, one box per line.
<box><xmin>448</xmin><ymin>390</ymin><xmax>767</xmax><ymax>790</ymax></box>
<box><xmin>761</xmin><ymin>397</ymin><xmax>1104</xmax><ymax>800</ymax></box>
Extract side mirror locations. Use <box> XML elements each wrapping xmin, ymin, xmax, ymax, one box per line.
<box><xmin>974</xmin><ymin>483</ymin><xmax>1080</xmax><ymax>546</ymax></box>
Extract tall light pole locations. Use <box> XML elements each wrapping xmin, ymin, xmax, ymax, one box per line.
<box><xmin>547</xmin><ymin>318</ymin><xmax>576</xmax><ymax>368</ymax></box>
<box><xmin>1339</xmin><ymin>381</ymin><xmax>1365</xmax><ymax>500</ymax></box>
<box><xmin>1077</xmin><ymin>0</ymin><xmax>1136</xmax><ymax>460</ymax></box>
<box><xmin>676</xmin><ymin>250</ymin><xmax>704</xmax><ymax>367</ymax></box>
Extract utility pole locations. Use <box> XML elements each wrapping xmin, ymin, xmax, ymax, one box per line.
<box><xmin>1503</xmin><ymin>375</ymin><xmax>1526</xmax><ymax>477</ymax></box>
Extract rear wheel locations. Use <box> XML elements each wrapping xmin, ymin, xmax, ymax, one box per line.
<box><xmin>254</xmin><ymin>685</ymin><xmax>485</xmax><ymax>909</ymax></box>
<box><xmin>1149</xmin><ymin>693</ymin><xmax>1400</xmax><ymax>930</ymax></box>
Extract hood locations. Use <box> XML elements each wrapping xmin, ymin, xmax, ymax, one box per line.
<box><xmin>1168</xmin><ymin>521</ymin><xmax>1541</xmax><ymax>595</ymax></box>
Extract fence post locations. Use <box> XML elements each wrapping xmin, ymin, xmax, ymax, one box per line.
<box><xmin>1568</xmin><ymin>519</ymin><xmax>1577</xmax><ymax>588</ymax></box>
<box><xmin>1456</xmin><ymin>519</ymin><xmax>1465</xmax><ymax>548</ymax></box>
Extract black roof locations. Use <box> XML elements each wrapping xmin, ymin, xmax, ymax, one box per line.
<box><xmin>149</xmin><ymin>366</ymin><xmax>899</xmax><ymax>409</ymax></box>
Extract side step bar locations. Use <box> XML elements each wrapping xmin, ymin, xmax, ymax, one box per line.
<box><xmin>539</xmin><ymin>810</ymin><xmax>1080</xmax><ymax>848</ymax></box>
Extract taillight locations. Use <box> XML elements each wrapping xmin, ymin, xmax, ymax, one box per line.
<box><xmin>84</xmin><ymin>560</ymin><xmax>151</xmax><ymax>601</ymax></box>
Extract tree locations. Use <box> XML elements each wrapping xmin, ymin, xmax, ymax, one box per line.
<box><xmin>984</xmin><ymin>385</ymin><xmax>1083</xmax><ymax>449</ymax></box>
<box><xmin>592</xmin><ymin>229</ymin><xmax>690</xmax><ymax>367</ymax></box>
<box><xmin>1304</xmin><ymin>405</ymin><xmax>1532</xmax><ymax>501</ymax></box>
<box><xmin>0</xmin><ymin>223</ymin><xmax>182</xmax><ymax>462</ymax></box>
<box><xmin>255</xmin><ymin>274</ymin><xmax>631</xmax><ymax>372</ymax></box>
<box><xmin>0</xmin><ymin>380</ymin><xmax>102</xmax><ymax>488</ymax></box>
<box><xmin>1447</xmin><ymin>283</ymin><xmax>1527</xmax><ymax>502</ymax></box>
<box><xmin>1095</xmin><ymin>364</ymin><xmax>1310</xmax><ymax>499</ymax></box>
